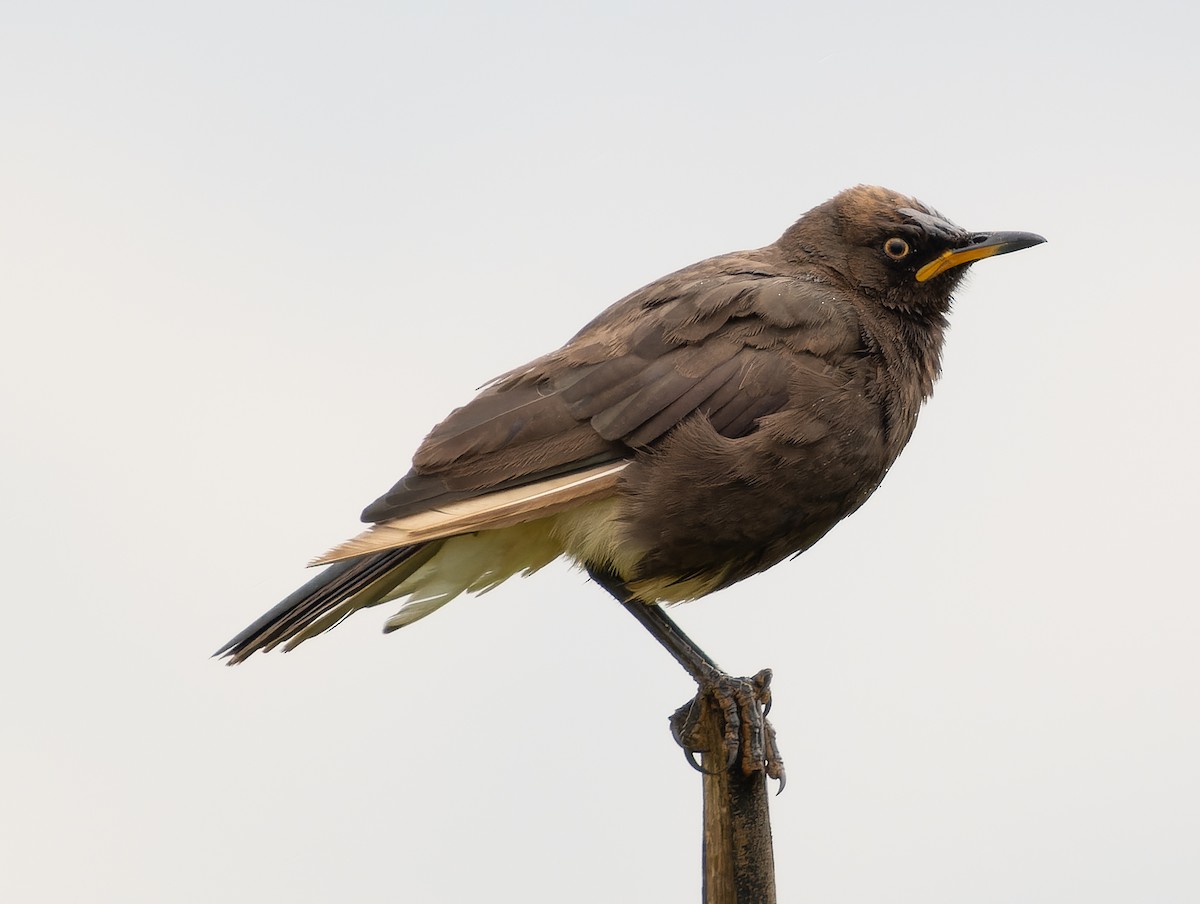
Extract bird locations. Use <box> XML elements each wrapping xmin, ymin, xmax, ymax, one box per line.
<box><xmin>217</xmin><ymin>185</ymin><xmax>1043</xmax><ymax>773</ymax></box>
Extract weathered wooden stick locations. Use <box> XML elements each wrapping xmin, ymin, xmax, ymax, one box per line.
<box><xmin>698</xmin><ymin>694</ymin><xmax>777</xmax><ymax>904</ymax></box>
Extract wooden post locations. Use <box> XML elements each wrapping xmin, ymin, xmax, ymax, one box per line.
<box><xmin>610</xmin><ymin>592</ymin><xmax>780</xmax><ymax>900</ymax></box>
<box><xmin>697</xmin><ymin>694</ymin><xmax>778</xmax><ymax>904</ymax></box>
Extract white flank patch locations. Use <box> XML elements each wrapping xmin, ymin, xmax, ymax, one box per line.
<box><xmin>380</xmin><ymin>523</ymin><xmax>563</xmax><ymax>631</ymax></box>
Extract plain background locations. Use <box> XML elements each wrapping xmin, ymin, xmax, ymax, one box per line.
<box><xmin>3</xmin><ymin>2</ymin><xmax>1198</xmax><ymax>902</ymax></box>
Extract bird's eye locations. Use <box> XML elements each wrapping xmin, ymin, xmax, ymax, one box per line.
<box><xmin>883</xmin><ymin>237</ymin><xmax>910</xmax><ymax>260</ymax></box>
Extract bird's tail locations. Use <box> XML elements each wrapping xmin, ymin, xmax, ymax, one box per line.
<box><xmin>217</xmin><ymin>464</ymin><xmax>630</xmax><ymax>664</ymax></box>
<box><xmin>214</xmin><ymin>543</ymin><xmax>441</xmax><ymax>664</ymax></box>
<box><xmin>215</xmin><ymin>515</ymin><xmax>577</xmax><ymax>663</ymax></box>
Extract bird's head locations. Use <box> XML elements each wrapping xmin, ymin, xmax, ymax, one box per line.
<box><xmin>779</xmin><ymin>185</ymin><xmax>1045</xmax><ymax>314</ymax></box>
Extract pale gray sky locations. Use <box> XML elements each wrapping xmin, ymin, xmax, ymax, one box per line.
<box><xmin>3</xmin><ymin>2</ymin><xmax>1198</xmax><ymax>902</ymax></box>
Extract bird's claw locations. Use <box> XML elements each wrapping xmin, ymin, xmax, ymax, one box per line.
<box><xmin>669</xmin><ymin>667</ymin><xmax>785</xmax><ymax>789</ymax></box>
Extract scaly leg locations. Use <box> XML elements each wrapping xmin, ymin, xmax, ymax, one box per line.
<box><xmin>589</xmin><ymin>568</ymin><xmax>785</xmax><ymax>786</ymax></box>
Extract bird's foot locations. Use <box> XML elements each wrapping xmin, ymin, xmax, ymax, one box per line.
<box><xmin>670</xmin><ymin>667</ymin><xmax>785</xmax><ymax>790</ymax></box>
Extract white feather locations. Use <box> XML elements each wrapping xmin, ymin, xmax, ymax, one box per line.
<box><xmin>380</xmin><ymin>521</ymin><xmax>563</xmax><ymax>630</ymax></box>
<box><xmin>313</xmin><ymin>462</ymin><xmax>628</xmax><ymax>565</ymax></box>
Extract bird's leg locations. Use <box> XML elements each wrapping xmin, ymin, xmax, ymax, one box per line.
<box><xmin>590</xmin><ymin>569</ymin><xmax>785</xmax><ymax>785</ymax></box>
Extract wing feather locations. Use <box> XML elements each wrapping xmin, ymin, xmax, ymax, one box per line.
<box><xmin>359</xmin><ymin>265</ymin><xmax>860</xmax><ymax>525</ymax></box>
<box><xmin>323</xmin><ymin>462</ymin><xmax>627</xmax><ymax>563</ymax></box>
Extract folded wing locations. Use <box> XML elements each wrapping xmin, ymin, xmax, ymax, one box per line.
<box><xmin>219</xmin><ymin>261</ymin><xmax>862</xmax><ymax>660</ymax></box>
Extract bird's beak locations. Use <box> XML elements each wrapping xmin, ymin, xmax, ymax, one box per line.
<box><xmin>916</xmin><ymin>230</ymin><xmax>1046</xmax><ymax>282</ymax></box>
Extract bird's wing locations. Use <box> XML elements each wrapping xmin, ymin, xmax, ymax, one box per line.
<box><xmin>221</xmin><ymin>266</ymin><xmax>863</xmax><ymax>658</ymax></box>
<box><xmin>322</xmin><ymin>264</ymin><xmax>861</xmax><ymax>562</ymax></box>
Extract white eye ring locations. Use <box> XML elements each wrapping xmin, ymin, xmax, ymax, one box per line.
<box><xmin>884</xmin><ymin>237</ymin><xmax>910</xmax><ymax>260</ymax></box>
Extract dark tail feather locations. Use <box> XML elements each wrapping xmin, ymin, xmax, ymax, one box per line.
<box><xmin>215</xmin><ymin>544</ymin><xmax>433</xmax><ymax>664</ymax></box>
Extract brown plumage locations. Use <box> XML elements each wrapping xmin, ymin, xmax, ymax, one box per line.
<box><xmin>217</xmin><ymin>185</ymin><xmax>1044</xmax><ymax>664</ymax></box>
